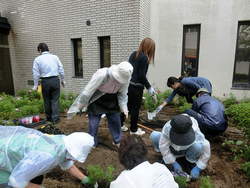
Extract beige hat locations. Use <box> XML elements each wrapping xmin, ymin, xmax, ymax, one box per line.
<box><xmin>63</xmin><ymin>132</ymin><xmax>94</xmax><ymax>163</ymax></box>
<box><xmin>112</xmin><ymin>61</ymin><xmax>133</xmax><ymax>84</ymax></box>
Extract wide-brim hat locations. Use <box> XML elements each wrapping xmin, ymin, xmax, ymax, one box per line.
<box><xmin>112</xmin><ymin>61</ymin><xmax>133</xmax><ymax>84</ymax></box>
<box><xmin>63</xmin><ymin>132</ymin><xmax>94</xmax><ymax>163</ymax></box>
<box><xmin>170</xmin><ymin>114</ymin><xmax>195</xmax><ymax>146</ymax></box>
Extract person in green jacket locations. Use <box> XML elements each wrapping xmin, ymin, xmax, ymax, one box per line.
<box><xmin>0</xmin><ymin>125</ymin><xmax>94</xmax><ymax>188</ymax></box>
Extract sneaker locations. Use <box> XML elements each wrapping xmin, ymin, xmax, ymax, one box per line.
<box><xmin>121</xmin><ymin>125</ymin><xmax>128</xmax><ymax>132</ymax></box>
<box><xmin>112</xmin><ymin>142</ymin><xmax>120</xmax><ymax>148</ymax></box>
<box><xmin>130</xmin><ymin>128</ymin><xmax>145</xmax><ymax>136</ymax></box>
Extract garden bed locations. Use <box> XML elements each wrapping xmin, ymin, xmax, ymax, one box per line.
<box><xmin>35</xmin><ymin>105</ymin><xmax>249</xmax><ymax>188</ymax></box>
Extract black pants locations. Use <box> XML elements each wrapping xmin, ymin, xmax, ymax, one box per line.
<box><xmin>41</xmin><ymin>76</ymin><xmax>60</xmax><ymax>122</ymax></box>
<box><xmin>120</xmin><ymin>85</ymin><xmax>143</xmax><ymax>132</ymax></box>
<box><xmin>30</xmin><ymin>175</ymin><xmax>44</xmax><ymax>185</ymax></box>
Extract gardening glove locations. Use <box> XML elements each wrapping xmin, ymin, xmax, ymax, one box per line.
<box><xmin>33</xmin><ymin>86</ymin><xmax>37</xmax><ymax>91</ymax></box>
<box><xmin>147</xmin><ymin>87</ymin><xmax>155</xmax><ymax>96</ymax></box>
<box><xmin>190</xmin><ymin>166</ymin><xmax>202</xmax><ymax>181</ymax></box>
<box><xmin>81</xmin><ymin>176</ymin><xmax>89</xmax><ymax>185</ymax></box>
<box><xmin>121</xmin><ymin>105</ymin><xmax>128</xmax><ymax>118</ymax></box>
<box><xmin>156</xmin><ymin>105</ymin><xmax>163</xmax><ymax>114</ymax></box>
<box><xmin>61</xmin><ymin>81</ymin><xmax>65</xmax><ymax>87</ymax></box>
<box><xmin>171</xmin><ymin>161</ymin><xmax>182</xmax><ymax>174</ymax></box>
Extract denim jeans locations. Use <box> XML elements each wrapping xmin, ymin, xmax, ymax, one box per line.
<box><xmin>150</xmin><ymin>131</ymin><xmax>203</xmax><ymax>163</ymax></box>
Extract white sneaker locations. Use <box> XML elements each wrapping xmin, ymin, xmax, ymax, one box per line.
<box><xmin>112</xmin><ymin>142</ymin><xmax>120</xmax><ymax>148</ymax></box>
<box><xmin>121</xmin><ymin>125</ymin><xmax>128</xmax><ymax>132</ymax></box>
<box><xmin>130</xmin><ymin>128</ymin><xmax>145</xmax><ymax>136</ymax></box>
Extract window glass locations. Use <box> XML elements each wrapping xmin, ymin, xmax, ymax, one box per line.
<box><xmin>233</xmin><ymin>22</ymin><xmax>250</xmax><ymax>87</ymax></box>
<box><xmin>73</xmin><ymin>39</ymin><xmax>82</xmax><ymax>77</ymax></box>
<box><xmin>100</xmin><ymin>37</ymin><xmax>110</xmax><ymax>68</ymax></box>
<box><xmin>182</xmin><ymin>25</ymin><xmax>200</xmax><ymax>77</ymax></box>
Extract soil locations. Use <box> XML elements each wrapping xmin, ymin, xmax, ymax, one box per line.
<box><xmin>34</xmin><ymin>104</ymin><xmax>250</xmax><ymax>188</ymax></box>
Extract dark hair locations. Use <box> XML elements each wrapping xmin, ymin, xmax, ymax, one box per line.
<box><xmin>135</xmin><ymin>37</ymin><xmax>155</xmax><ymax>65</ymax></box>
<box><xmin>167</xmin><ymin>76</ymin><xmax>184</xmax><ymax>87</ymax></box>
<box><xmin>37</xmin><ymin>43</ymin><xmax>49</xmax><ymax>52</ymax></box>
<box><xmin>196</xmin><ymin>91</ymin><xmax>208</xmax><ymax>98</ymax></box>
<box><xmin>118</xmin><ymin>134</ymin><xmax>148</xmax><ymax>170</ymax></box>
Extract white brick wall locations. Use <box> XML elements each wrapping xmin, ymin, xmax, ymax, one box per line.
<box><xmin>1</xmin><ymin>0</ymin><xmax>150</xmax><ymax>95</ymax></box>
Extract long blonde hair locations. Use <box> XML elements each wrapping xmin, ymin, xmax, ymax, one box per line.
<box><xmin>135</xmin><ymin>37</ymin><xmax>155</xmax><ymax>65</ymax></box>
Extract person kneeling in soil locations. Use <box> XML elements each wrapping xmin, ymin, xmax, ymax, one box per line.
<box><xmin>0</xmin><ymin>125</ymin><xmax>94</xmax><ymax>188</ymax></box>
<box><xmin>184</xmin><ymin>88</ymin><xmax>228</xmax><ymax>136</ymax></box>
<box><xmin>150</xmin><ymin>114</ymin><xmax>211</xmax><ymax>181</ymax></box>
<box><xmin>67</xmin><ymin>61</ymin><xmax>133</xmax><ymax>148</ymax></box>
<box><xmin>110</xmin><ymin>134</ymin><xmax>178</xmax><ymax>188</ymax></box>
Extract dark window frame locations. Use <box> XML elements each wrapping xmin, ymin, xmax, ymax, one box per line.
<box><xmin>72</xmin><ymin>38</ymin><xmax>83</xmax><ymax>77</ymax></box>
<box><xmin>181</xmin><ymin>24</ymin><xmax>201</xmax><ymax>77</ymax></box>
<box><xmin>232</xmin><ymin>21</ymin><xmax>250</xmax><ymax>89</ymax></box>
<box><xmin>99</xmin><ymin>36</ymin><xmax>111</xmax><ymax>68</ymax></box>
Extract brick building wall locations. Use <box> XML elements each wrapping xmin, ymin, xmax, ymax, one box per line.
<box><xmin>0</xmin><ymin>0</ymin><xmax>150</xmax><ymax>95</ymax></box>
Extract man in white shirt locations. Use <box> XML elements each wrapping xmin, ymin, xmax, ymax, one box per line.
<box><xmin>33</xmin><ymin>43</ymin><xmax>65</xmax><ymax>124</ymax></box>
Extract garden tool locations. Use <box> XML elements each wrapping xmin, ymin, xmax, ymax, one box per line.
<box><xmin>151</xmin><ymin>92</ymin><xmax>157</xmax><ymax>104</ymax></box>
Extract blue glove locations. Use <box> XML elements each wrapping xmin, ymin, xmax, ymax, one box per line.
<box><xmin>156</xmin><ymin>105</ymin><xmax>163</xmax><ymax>114</ymax></box>
<box><xmin>171</xmin><ymin>161</ymin><xmax>182</xmax><ymax>174</ymax></box>
<box><xmin>190</xmin><ymin>166</ymin><xmax>202</xmax><ymax>181</ymax></box>
<box><xmin>148</xmin><ymin>87</ymin><xmax>155</xmax><ymax>95</ymax></box>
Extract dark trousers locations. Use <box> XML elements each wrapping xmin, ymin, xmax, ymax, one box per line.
<box><xmin>41</xmin><ymin>76</ymin><xmax>60</xmax><ymax>122</ymax></box>
<box><xmin>185</xmin><ymin>109</ymin><xmax>227</xmax><ymax>135</ymax></box>
<box><xmin>88</xmin><ymin>113</ymin><xmax>122</xmax><ymax>147</ymax></box>
<box><xmin>120</xmin><ymin>85</ymin><xmax>143</xmax><ymax>132</ymax></box>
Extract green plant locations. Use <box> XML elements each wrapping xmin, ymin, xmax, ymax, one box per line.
<box><xmin>143</xmin><ymin>92</ymin><xmax>157</xmax><ymax>112</ymax></box>
<box><xmin>225</xmin><ymin>102</ymin><xmax>250</xmax><ymax>139</ymax></box>
<box><xmin>199</xmin><ymin>176</ymin><xmax>214</xmax><ymax>188</ymax></box>
<box><xmin>222</xmin><ymin>93</ymin><xmax>237</xmax><ymax>108</ymax></box>
<box><xmin>222</xmin><ymin>139</ymin><xmax>250</xmax><ymax>179</ymax></box>
<box><xmin>174</xmin><ymin>176</ymin><xmax>187</xmax><ymax>188</ymax></box>
<box><xmin>16</xmin><ymin>88</ymin><xmax>28</xmax><ymax>98</ymax></box>
<box><xmin>86</xmin><ymin>164</ymin><xmax>115</xmax><ymax>187</ymax></box>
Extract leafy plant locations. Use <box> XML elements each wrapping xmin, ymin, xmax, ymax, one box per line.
<box><xmin>222</xmin><ymin>139</ymin><xmax>250</xmax><ymax>179</ymax></box>
<box><xmin>199</xmin><ymin>176</ymin><xmax>214</xmax><ymax>188</ymax></box>
<box><xmin>174</xmin><ymin>176</ymin><xmax>187</xmax><ymax>188</ymax></box>
<box><xmin>86</xmin><ymin>164</ymin><xmax>115</xmax><ymax>187</ymax></box>
<box><xmin>222</xmin><ymin>93</ymin><xmax>237</xmax><ymax>108</ymax></box>
<box><xmin>225</xmin><ymin>102</ymin><xmax>250</xmax><ymax>140</ymax></box>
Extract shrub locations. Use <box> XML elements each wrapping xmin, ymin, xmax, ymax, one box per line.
<box><xmin>222</xmin><ymin>93</ymin><xmax>237</xmax><ymax>108</ymax></box>
<box><xmin>225</xmin><ymin>102</ymin><xmax>250</xmax><ymax>139</ymax></box>
<box><xmin>86</xmin><ymin>164</ymin><xmax>115</xmax><ymax>187</ymax></box>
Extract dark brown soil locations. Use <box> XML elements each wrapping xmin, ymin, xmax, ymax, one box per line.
<box><xmin>35</xmin><ymin>105</ymin><xmax>250</xmax><ymax>188</ymax></box>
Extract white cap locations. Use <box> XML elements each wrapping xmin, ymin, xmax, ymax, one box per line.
<box><xmin>112</xmin><ymin>61</ymin><xmax>133</xmax><ymax>84</ymax></box>
<box><xmin>63</xmin><ymin>132</ymin><xmax>94</xmax><ymax>163</ymax></box>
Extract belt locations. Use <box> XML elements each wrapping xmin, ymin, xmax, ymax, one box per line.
<box><xmin>41</xmin><ymin>76</ymin><xmax>58</xmax><ymax>79</ymax></box>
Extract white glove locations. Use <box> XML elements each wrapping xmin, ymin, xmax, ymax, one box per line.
<box><xmin>33</xmin><ymin>86</ymin><xmax>37</xmax><ymax>91</ymax></box>
<box><xmin>61</xmin><ymin>81</ymin><xmax>65</xmax><ymax>87</ymax></box>
<box><xmin>156</xmin><ymin>105</ymin><xmax>163</xmax><ymax>114</ymax></box>
<box><xmin>148</xmin><ymin>87</ymin><xmax>155</xmax><ymax>95</ymax></box>
<box><xmin>121</xmin><ymin>105</ymin><xmax>128</xmax><ymax>118</ymax></box>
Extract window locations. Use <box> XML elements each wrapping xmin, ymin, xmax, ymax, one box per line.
<box><xmin>73</xmin><ymin>38</ymin><xmax>82</xmax><ymax>77</ymax></box>
<box><xmin>233</xmin><ymin>21</ymin><xmax>250</xmax><ymax>88</ymax></box>
<box><xmin>181</xmin><ymin>25</ymin><xmax>201</xmax><ymax>77</ymax></box>
<box><xmin>99</xmin><ymin>36</ymin><xmax>111</xmax><ymax>68</ymax></box>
